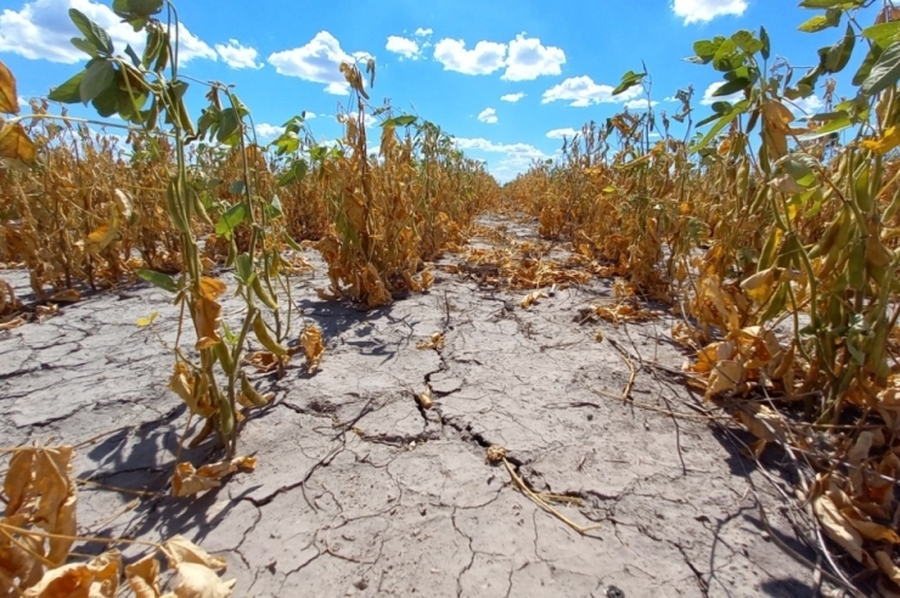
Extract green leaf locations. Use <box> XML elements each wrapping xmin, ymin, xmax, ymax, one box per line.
<box><xmin>382</xmin><ymin>115</ymin><xmax>417</xmax><ymax>127</ymax></box>
<box><xmin>267</xmin><ymin>194</ymin><xmax>284</xmax><ymax>219</ymax></box>
<box><xmin>731</xmin><ymin>30</ymin><xmax>763</xmax><ymax>55</ymax></box>
<box><xmin>691</xmin><ymin>101</ymin><xmax>748</xmax><ymax>152</ymax></box>
<box><xmin>137</xmin><ymin>269</ymin><xmax>179</xmax><ymax>293</ymax></box>
<box><xmin>760</xmin><ymin>26</ymin><xmax>770</xmax><ymax>60</ymax></box>
<box><xmin>91</xmin><ymin>82</ymin><xmax>120</xmax><ymax>117</ymax></box>
<box><xmin>823</xmin><ymin>24</ymin><xmax>855</xmax><ymax>74</ymax></box>
<box><xmin>48</xmin><ymin>71</ymin><xmax>85</xmax><ymax>104</ymax></box>
<box><xmin>862</xmin><ymin>21</ymin><xmax>900</xmax><ymax>49</ymax></box>
<box><xmin>798</xmin><ymin>0</ymin><xmax>864</xmax><ymax>7</ymax></box>
<box><xmin>70</xmin><ymin>37</ymin><xmax>98</xmax><ymax>57</ymax></box>
<box><xmin>798</xmin><ymin>9</ymin><xmax>841</xmax><ymax>33</ymax></box>
<box><xmin>127</xmin><ymin>0</ymin><xmax>163</xmax><ymax>16</ymax></box>
<box><xmin>278</xmin><ymin>158</ymin><xmax>308</xmax><ymax>186</ymax></box>
<box><xmin>862</xmin><ymin>40</ymin><xmax>900</xmax><ymax>97</ymax></box>
<box><xmin>713</xmin><ymin>76</ymin><xmax>750</xmax><ymax>97</ymax></box>
<box><xmin>690</xmin><ymin>38</ymin><xmax>723</xmax><ymax>65</ymax></box>
<box><xmin>124</xmin><ymin>44</ymin><xmax>142</xmax><ymax>68</ymax></box>
<box><xmin>217</xmin><ymin>107</ymin><xmax>241</xmax><ymax>143</ymax></box>
<box><xmin>612</xmin><ymin>69</ymin><xmax>645</xmax><ymax>96</ymax></box>
<box><xmin>797</xmin><ymin>115</ymin><xmax>853</xmax><ymax>140</ymax></box>
<box><xmin>235</xmin><ymin>253</ymin><xmax>254</xmax><ymax>285</ymax></box>
<box><xmin>853</xmin><ymin>45</ymin><xmax>883</xmax><ymax>86</ymax></box>
<box><xmin>80</xmin><ymin>59</ymin><xmax>115</xmax><ymax>104</ymax></box>
<box><xmin>215</xmin><ymin>201</ymin><xmax>248</xmax><ymax>238</ymax></box>
<box><xmin>68</xmin><ymin>8</ymin><xmax>113</xmax><ymax>55</ymax></box>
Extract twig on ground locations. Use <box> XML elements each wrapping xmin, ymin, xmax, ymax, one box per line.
<box><xmin>501</xmin><ymin>458</ymin><xmax>602</xmax><ymax>536</ymax></box>
<box><xmin>608</xmin><ymin>337</ymin><xmax>637</xmax><ymax>402</ymax></box>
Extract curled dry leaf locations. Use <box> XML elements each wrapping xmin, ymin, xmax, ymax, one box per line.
<box><xmin>171</xmin><ymin>457</ymin><xmax>257</xmax><ymax>497</ymax></box>
<box><xmin>520</xmin><ymin>289</ymin><xmax>548</xmax><ymax>309</ymax></box>
<box><xmin>161</xmin><ymin>536</ymin><xmax>227</xmax><ymax>571</ymax></box>
<box><xmin>416</xmin><ymin>333</ymin><xmax>445</xmax><ymax>350</ymax></box>
<box><xmin>300</xmin><ymin>324</ymin><xmax>325</xmax><ymax>374</ymax></box>
<box><xmin>704</xmin><ymin>359</ymin><xmax>744</xmax><ymax>399</ymax></box>
<box><xmin>125</xmin><ymin>554</ymin><xmax>162</xmax><ymax>598</ymax></box>
<box><xmin>814</xmin><ymin>492</ymin><xmax>866</xmax><ymax>564</ymax></box>
<box><xmin>171</xmin><ymin>562</ymin><xmax>235</xmax><ymax>598</ymax></box>
<box><xmin>20</xmin><ymin>549</ymin><xmax>120</xmax><ymax>598</ymax></box>
<box><xmin>193</xmin><ymin>296</ymin><xmax>222</xmax><ymax>350</ymax></box>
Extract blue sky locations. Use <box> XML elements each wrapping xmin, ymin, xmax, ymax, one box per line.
<box><xmin>0</xmin><ymin>0</ymin><xmax>882</xmax><ymax>181</ymax></box>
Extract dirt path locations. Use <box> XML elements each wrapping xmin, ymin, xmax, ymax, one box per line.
<box><xmin>1</xmin><ymin>215</ymin><xmax>832</xmax><ymax>598</ymax></box>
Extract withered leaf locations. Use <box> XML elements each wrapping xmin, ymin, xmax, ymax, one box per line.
<box><xmin>171</xmin><ymin>562</ymin><xmax>235</xmax><ymax>598</ymax></box>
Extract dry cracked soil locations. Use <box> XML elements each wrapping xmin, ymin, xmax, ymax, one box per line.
<box><xmin>1</xmin><ymin>216</ymin><xmax>841</xmax><ymax>598</ymax></box>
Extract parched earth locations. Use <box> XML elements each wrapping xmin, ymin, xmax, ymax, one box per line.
<box><xmin>1</xmin><ymin>217</ymin><xmax>844</xmax><ymax>598</ymax></box>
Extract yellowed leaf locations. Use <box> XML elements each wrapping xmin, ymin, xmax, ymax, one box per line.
<box><xmin>848</xmin><ymin>518</ymin><xmax>900</xmax><ymax>543</ymax></box>
<box><xmin>520</xmin><ymin>289</ymin><xmax>548</xmax><ymax>309</ymax></box>
<box><xmin>416</xmin><ymin>333</ymin><xmax>445</xmax><ymax>350</ymax></box>
<box><xmin>85</xmin><ymin>208</ymin><xmax>119</xmax><ymax>255</ymax></box>
<box><xmin>48</xmin><ymin>289</ymin><xmax>81</xmax><ymax>304</ymax></box>
<box><xmin>193</xmin><ymin>296</ymin><xmax>222</xmax><ymax>350</ymax></box>
<box><xmin>0</xmin><ymin>59</ymin><xmax>19</xmax><ymax>114</ymax></box>
<box><xmin>861</xmin><ymin>125</ymin><xmax>900</xmax><ymax>155</ymax></box>
<box><xmin>0</xmin><ymin>123</ymin><xmax>35</xmax><ymax>166</ymax></box>
<box><xmin>198</xmin><ymin>277</ymin><xmax>226</xmax><ymax>301</ymax></box>
<box><xmin>113</xmin><ymin>188</ymin><xmax>134</xmax><ymax>221</ymax></box>
<box><xmin>137</xmin><ymin>312</ymin><xmax>159</xmax><ymax>328</ymax></box>
<box><xmin>876</xmin><ymin>551</ymin><xmax>900</xmax><ymax>586</ymax></box>
<box><xmin>172</xmin><ymin>562</ymin><xmax>235</xmax><ymax>598</ymax></box>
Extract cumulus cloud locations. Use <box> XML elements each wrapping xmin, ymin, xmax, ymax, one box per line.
<box><xmin>502</xmin><ymin>34</ymin><xmax>565</xmax><ymax>81</ymax></box>
<box><xmin>454</xmin><ymin>136</ymin><xmax>549</xmax><ymax>182</ymax></box>
<box><xmin>672</xmin><ymin>0</ymin><xmax>747</xmax><ymax>24</ymax></box>
<box><xmin>542</xmin><ymin>75</ymin><xmax>641</xmax><ymax>107</ymax></box>
<box><xmin>501</xmin><ymin>92</ymin><xmax>525</xmax><ymax>102</ymax></box>
<box><xmin>0</xmin><ymin>0</ymin><xmax>215</xmax><ymax>64</ymax></box>
<box><xmin>546</xmin><ymin>127</ymin><xmax>579</xmax><ymax>139</ymax></box>
<box><xmin>433</xmin><ymin>38</ymin><xmax>506</xmax><ymax>75</ymax></box>
<box><xmin>415</xmin><ymin>27</ymin><xmax>433</xmax><ymax>37</ymax></box>
<box><xmin>386</xmin><ymin>35</ymin><xmax>420</xmax><ymax>59</ymax></box>
<box><xmin>268</xmin><ymin>31</ymin><xmax>372</xmax><ymax>95</ymax></box>
<box><xmin>255</xmin><ymin>123</ymin><xmax>285</xmax><ymax>139</ymax></box>
<box><xmin>624</xmin><ymin>98</ymin><xmax>659</xmax><ymax>110</ymax></box>
<box><xmin>787</xmin><ymin>95</ymin><xmax>824</xmax><ymax>117</ymax></box>
<box><xmin>700</xmin><ymin>81</ymin><xmax>743</xmax><ymax>105</ymax></box>
<box><xmin>477</xmin><ymin>107</ymin><xmax>498</xmax><ymax>124</ymax></box>
<box><xmin>215</xmin><ymin>39</ymin><xmax>263</xmax><ymax>69</ymax></box>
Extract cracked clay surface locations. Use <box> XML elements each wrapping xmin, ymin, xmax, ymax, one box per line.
<box><xmin>1</xmin><ymin>216</ymin><xmax>831</xmax><ymax>597</ymax></box>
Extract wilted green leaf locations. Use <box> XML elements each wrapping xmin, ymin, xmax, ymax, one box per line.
<box><xmin>137</xmin><ymin>269</ymin><xmax>179</xmax><ymax>293</ymax></box>
<box><xmin>862</xmin><ymin>40</ymin><xmax>900</xmax><ymax>97</ymax></box>
<box><xmin>80</xmin><ymin>59</ymin><xmax>115</xmax><ymax>104</ymax></box>
<box><xmin>48</xmin><ymin>71</ymin><xmax>86</xmax><ymax>104</ymax></box>
<box><xmin>215</xmin><ymin>201</ymin><xmax>248</xmax><ymax>238</ymax></box>
<box><xmin>68</xmin><ymin>8</ymin><xmax>113</xmax><ymax>55</ymax></box>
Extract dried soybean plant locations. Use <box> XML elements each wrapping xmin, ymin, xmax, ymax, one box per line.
<box><xmin>0</xmin><ymin>0</ymin><xmax>307</xmax><ymax>488</ymax></box>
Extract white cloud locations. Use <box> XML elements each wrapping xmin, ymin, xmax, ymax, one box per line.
<box><xmin>215</xmin><ymin>39</ymin><xmax>263</xmax><ymax>69</ymax></box>
<box><xmin>502</xmin><ymin>34</ymin><xmax>565</xmax><ymax>81</ymax></box>
<box><xmin>477</xmin><ymin>107</ymin><xmax>498</xmax><ymax>124</ymax></box>
<box><xmin>415</xmin><ymin>27</ymin><xmax>432</xmax><ymax>37</ymax></box>
<box><xmin>386</xmin><ymin>35</ymin><xmax>420</xmax><ymax>59</ymax></box>
<box><xmin>672</xmin><ymin>0</ymin><xmax>747</xmax><ymax>24</ymax></box>
<box><xmin>542</xmin><ymin>75</ymin><xmax>641</xmax><ymax>107</ymax></box>
<box><xmin>501</xmin><ymin>92</ymin><xmax>525</xmax><ymax>102</ymax></box>
<box><xmin>700</xmin><ymin>81</ymin><xmax>743</xmax><ymax>105</ymax></box>
<box><xmin>0</xmin><ymin>0</ymin><xmax>215</xmax><ymax>64</ymax></box>
<box><xmin>255</xmin><ymin>123</ymin><xmax>285</xmax><ymax>139</ymax></box>
<box><xmin>454</xmin><ymin>136</ymin><xmax>549</xmax><ymax>182</ymax></box>
<box><xmin>304</xmin><ymin>111</ymin><xmax>317</xmax><ymax>119</ymax></box>
<box><xmin>433</xmin><ymin>38</ymin><xmax>506</xmax><ymax>76</ymax></box>
<box><xmin>787</xmin><ymin>95</ymin><xmax>824</xmax><ymax>117</ymax></box>
<box><xmin>624</xmin><ymin>98</ymin><xmax>659</xmax><ymax>110</ymax></box>
<box><xmin>268</xmin><ymin>31</ymin><xmax>372</xmax><ymax>95</ymax></box>
<box><xmin>546</xmin><ymin>127</ymin><xmax>579</xmax><ymax>139</ymax></box>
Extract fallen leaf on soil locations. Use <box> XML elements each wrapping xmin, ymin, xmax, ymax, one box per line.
<box><xmin>814</xmin><ymin>492</ymin><xmax>866</xmax><ymax>564</ymax></box>
<box><xmin>161</xmin><ymin>536</ymin><xmax>227</xmax><ymax>571</ymax></box>
<box><xmin>300</xmin><ymin>325</ymin><xmax>324</xmax><ymax>373</ymax></box>
<box><xmin>171</xmin><ymin>457</ymin><xmax>257</xmax><ymax>497</ymax></box>
<box><xmin>704</xmin><ymin>359</ymin><xmax>744</xmax><ymax>399</ymax></box>
<box><xmin>137</xmin><ymin>312</ymin><xmax>159</xmax><ymax>327</ymax></box>
<box><xmin>520</xmin><ymin>289</ymin><xmax>548</xmax><ymax>309</ymax></box>
<box><xmin>48</xmin><ymin>289</ymin><xmax>80</xmax><ymax>303</ymax></box>
<box><xmin>244</xmin><ymin>350</ymin><xmax>284</xmax><ymax>373</ymax></box>
<box><xmin>170</xmin><ymin>562</ymin><xmax>235</xmax><ymax>598</ymax></box>
<box><xmin>416</xmin><ymin>333</ymin><xmax>445</xmax><ymax>350</ymax></box>
<box><xmin>20</xmin><ymin>549</ymin><xmax>120</xmax><ymax>598</ymax></box>
<box><xmin>416</xmin><ymin>387</ymin><xmax>433</xmax><ymax>409</ymax></box>
<box><xmin>125</xmin><ymin>554</ymin><xmax>162</xmax><ymax>598</ymax></box>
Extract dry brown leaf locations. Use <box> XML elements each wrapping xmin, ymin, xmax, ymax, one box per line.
<box><xmin>876</xmin><ymin>551</ymin><xmax>900</xmax><ymax>586</ymax></box>
<box><xmin>21</xmin><ymin>549</ymin><xmax>119</xmax><ymax>598</ymax></box>
<box><xmin>0</xmin><ymin>123</ymin><xmax>35</xmax><ymax>166</ymax></box>
<box><xmin>85</xmin><ymin>207</ymin><xmax>119</xmax><ymax>255</ymax></box>
<box><xmin>125</xmin><ymin>554</ymin><xmax>162</xmax><ymax>598</ymax></box>
<box><xmin>704</xmin><ymin>360</ymin><xmax>744</xmax><ymax>399</ymax></box>
<box><xmin>161</xmin><ymin>536</ymin><xmax>227</xmax><ymax>572</ymax></box>
<box><xmin>300</xmin><ymin>325</ymin><xmax>324</xmax><ymax>374</ymax></box>
<box><xmin>48</xmin><ymin>289</ymin><xmax>80</xmax><ymax>304</ymax></box>
<box><xmin>171</xmin><ymin>562</ymin><xmax>235</xmax><ymax>598</ymax></box>
<box><xmin>198</xmin><ymin>277</ymin><xmax>226</xmax><ymax>301</ymax></box>
<box><xmin>193</xmin><ymin>296</ymin><xmax>222</xmax><ymax>350</ymax></box>
<box><xmin>0</xmin><ymin>59</ymin><xmax>19</xmax><ymax>114</ymax></box>
<box><xmin>520</xmin><ymin>289</ymin><xmax>548</xmax><ymax>309</ymax></box>
<box><xmin>171</xmin><ymin>457</ymin><xmax>256</xmax><ymax>498</ymax></box>
<box><xmin>416</xmin><ymin>333</ymin><xmax>445</xmax><ymax>350</ymax></box>
<box><xmin>814</xmin><ymin>492</ymin><xmax>865</xmax><ymax>563</ymax></box>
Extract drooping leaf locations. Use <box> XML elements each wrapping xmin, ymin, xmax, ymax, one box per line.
<box><xmin>48</xmin><ymin>71</ymin><xmax>85</xmax><ymax>103</ymax></box>
<box><xmin>0</xmin><ymin>60</ymin><xmax>19</xmax><ymax>114</ymax></box>
<box><xmin>137</xmin><ymin>269</ymin><xmax>179</xmax><ymax>293</ymax></box>
<box><xmin>80</xmin><ymin>59</ymin><xmax>115</xmax><ymax>104</ymax></box>
<box><xmin>0</xmin><ymin>123</ymin><xmax>36</xmax><ymax>165</ymax></box>
<box><xmin>382</xmin><ymin>115</ymin><xmax>417</xmax><ymax>127</ymax></box>
<box><xmin>215</xmin><ymin>201</ymin><xmax>248</xmax><ymax>238</ymax></box>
